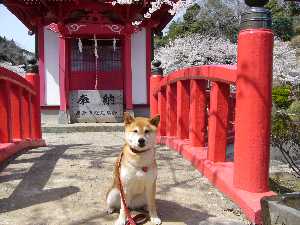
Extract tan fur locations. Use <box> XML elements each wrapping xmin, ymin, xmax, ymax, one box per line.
<box><xmin>106</xmin><ymin>113</ymin><xmax>161</xmax><ymax>225</ymax></box>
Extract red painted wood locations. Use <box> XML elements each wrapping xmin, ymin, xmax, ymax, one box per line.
<box><xmin>0</xmin><ymin>81</ymin><xmax>11</xmax><ymax>143</ymax></box>
<box><xmin>70</xmin><ymin>72</ymin><xmax>124</xmax><ymax>90</ymax></box>
<box><xmin>0</xmin><ymin>67</ymin><xmax>36</xmax><ymax>94</ymax></box>
<box><xmin>21</xmin><ymin>90</ymin><xmax>31</xmax><ymax>139</ymax></box>
<box><xmin>176</xmin><ymin>80</ymin><xmax>190</xmax><ymax>139</ymax></box>
<box><xmin>146</xmin><ymin>28</ymin><xmax>152</xmax><ymax>105</ymax></box>
<box><xmin>152</xmin><ymin>65</ymin><xmax>237</xmax><ymax>96</ymax></box>
<box><xmin>234</xmin><ymin>29</ymin><xmax>274</xmax><ymax>193</ymax></box>
<box><xmin>157</xmin><ymin>89</ymin><xmax>166</xmax><ymax>136</ymax></box>
<box><xmin>59</xmin><ymin>36</ymin><xmax>67</xmax><ymax>111</ymax></box>
<box><xmin>166</xmin><ymin>84</ymin><xmax>177</xmax><ymax>136</ymax></box>
<box><xmin>26</xmin><ymin>73</ymin><xmax>42</xmax><ymax>139</ymax></box>
<box><xmin>208</xmin><ymin>82</ymin><xmax>230</xmax><ymax>162</ymax></box>
<box><xmin>65</xmin><ymin>38</ymin><xmax>70</xmax><ymax>109</ymax></box>
<box><xmin>189</xmin><ymin>79</ymin><xmax>207</xmax><ymax>147</ymax></box>
<box><xmin>124</xmin><ymin>35</ymin><xmax>133</xmax><ymax>110</ymax></box>
<box><xmin>9</xmin><ymin>84</ymin><xmax>22</xmax><ymax>140</ymax></box>
<box><xmin>0</xmin><ymin>139</ymin><xmax>46</xmax><ymax>163</ymax></box>
<box><xmin>157</xmin><ymin>136</ymin><xmax>275</xmax><ymax>224</ymax></box>
<box><xmin>38</xmin><ymin>25</ymin><xmax>45</xmax><ymax>106</ymax></box>
<box><xmin>150</xmin><ymin>75</ymin><xmax>162</xmax><ymax>117</ymax></box>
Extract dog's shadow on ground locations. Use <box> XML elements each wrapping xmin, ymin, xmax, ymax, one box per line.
<box><xmin>156</xmin><ymin>199</ymin><xmax>212</xmax><ymax>225</ymax></box>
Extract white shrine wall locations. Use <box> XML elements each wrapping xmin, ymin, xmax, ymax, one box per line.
<box><xmin>44</xmin><ymin>27</ymin><xmax>60</xmax><ymax>106</ymax></box>
<box><xmin>131</xmin><ymin>28</ymin><xmax>147</xmax><ymax>105</ymax></box>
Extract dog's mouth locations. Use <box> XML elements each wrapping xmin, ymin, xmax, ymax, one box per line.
<box><xmin>138</xmin><ymin>143</ymin><xmax>146</xmax><ymax>148</ymax></box>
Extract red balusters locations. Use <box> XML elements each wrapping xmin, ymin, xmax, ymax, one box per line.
<box><xmin>21</xmin><ymin>90</ymin><xmax>31</xmax><ymax>139</ymax></box>
<box><xmin>176</xmin><ymin>80</ymin><xmax>190</xmax><ymax>139</ymax></box>
<box><xmin>157</xmin><ymin>89</ymin><xmax>166</xmax><ymax>136</ymax></box>
<box><xmin>207</xmin><ymin>82</ymin><xmax>230</xmax><ymax>162</ymax></box>
<box><xmin>0</xmin><ymin>81</ymin><xmax>11</xmax><ymax>143</ymax></box>
<box><xmin>189</xmin><ymin>79</ymin><xmax>207</xmax><ymax>147</ymax></box>
<box><xmin>166</xmin><ymin>84</ymin><xmax>177</xmax><ymax>137</ymax></box>
<box><xmin>9</xmin><ymin>85</ymin><xmax>22</xmax><ymax>141</ymax></box>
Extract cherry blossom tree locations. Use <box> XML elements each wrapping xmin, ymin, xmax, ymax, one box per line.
<box><xmin>155</xmin><ymin>33</ymin><xmax>299</xmax><ymax>85</ymax></box>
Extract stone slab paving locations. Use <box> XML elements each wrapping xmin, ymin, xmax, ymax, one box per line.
<box><xmin>0</xmin><ymin>132</ymin><xmax>249</xmax><ymax>225</ymax></box>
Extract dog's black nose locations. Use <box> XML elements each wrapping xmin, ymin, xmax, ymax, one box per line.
<box><xmin>138</xmin><ymin>138</ymin><xmax>145</xmax><ymax>146</ymax></box>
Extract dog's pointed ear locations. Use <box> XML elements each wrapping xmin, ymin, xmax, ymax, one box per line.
<box><xmin>124</xmin><ymin>112</ymin><xmax>134</xmax><ymax>125</ymax></box>
<box><xmin>149</xmin><ymin>115</ymin><xmax>160</xmax><ymax>127</ymax></box>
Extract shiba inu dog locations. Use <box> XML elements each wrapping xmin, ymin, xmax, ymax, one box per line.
<box><xmin>106</xmin><ymin>112</ymin><xmax>161</xmax><ymax>225</ymax></box>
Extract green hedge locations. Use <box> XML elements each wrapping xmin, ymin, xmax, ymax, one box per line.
<box><xmin>272</xmin><ymin>86</ymin><xmax>293</xmax><ymax>109</ymax></box>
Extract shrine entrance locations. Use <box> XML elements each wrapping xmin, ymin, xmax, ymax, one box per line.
<box><xmin>68</xmin><ymin>37</ymin><xmax>124</xmax><ymax>123</ymax></box>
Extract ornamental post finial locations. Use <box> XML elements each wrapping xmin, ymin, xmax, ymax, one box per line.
<box><xmin>26</xmin><ymin>56</ymin><xmax>39</xmax><ymax>74</ymax></box>
<box><xmin>241</xmin><ymin>0</ymin><xmax>272</xmax><ymax>30</ymax></box>
<box><xmin>151</xmin><ymin>60</ymin><xmax>163</xmax><ymax>76</ymax></box>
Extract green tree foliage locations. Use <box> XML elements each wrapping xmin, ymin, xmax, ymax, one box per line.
<box><xmin>155</xmin><ymin>1</ymin><xmax>240</xmax><ymax>47</ymax></box>
<box><xmin>155</xmin><ymin>0</ymin><xmax>300</xmax><ymax>47</ymax></box>
<box><xmin>266</xmin><ymin>0</ymin><xmax>300</xmax><ymax>41</ymax></box>
<box><xmin>0</xmin><ymin>35</ymin><xmax>33</xmax><ymax>65</ymax></box>
<box><xmin>272</xmin><ymin>85</ymin><xmax>293</xmax><ymax>109</ymax></box>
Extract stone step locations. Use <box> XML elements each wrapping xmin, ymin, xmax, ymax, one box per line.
<box><xmin>42</xmin><ymin>123</ymin><xmax>124</xmax><ymax>133</ymax></box>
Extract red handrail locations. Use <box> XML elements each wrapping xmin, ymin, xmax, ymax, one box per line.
<box><xmin>150</xmin><ymin>28</ymin><xmax>275</xmax><ymax>224</ymax></box>
<box><xmin>0</xmin><ymin>66</ymin><xmax>45</xmax><ymax>163</ymax></box>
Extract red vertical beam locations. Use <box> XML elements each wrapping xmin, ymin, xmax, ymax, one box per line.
<box><xmin>150</xmin><ymin>75</ymin><xmax>161</xmax><ymax>117</ymax></box>
<box><xmin>157</xmin><ymin>89</ymin><xmax>166</xmax><ymax>136</ymax></box>
<box><xmin>166</xmin><ymin>84</ymin><xmax>177</xmax><ymax>136</ymax></box>
<box><xmin>189</xmin><ymin>79</ymin><xmax>207</xmax><ymax>147</ymax></box>
<box><xmin>124</xmin><ymin>34</ymin><xmax>133</xmax><ymax>110</ymax></box>
<box><xmin>9</xmin><ymin>84</ymin><xmax>22</xmax><ymax>140</ymax></box>
<box><xmin>37</xmin><ymin>24</ymin><xmax>45</xmax><ymax>106</ymax></box>
<box><xmin>0</xmin><ymin>81</ymin><xmax>11</xmax><ymax>143</ymax></box>
<box><xmin>26</xmin><ymin>73</ymin><xmax>42</xmax><ymax>139</ymax></box>
<box><xmin>177</xmin><ymin>80</ymin><xmax>190</xmax><ymax>139</ymax></box>
<box><xmin>234</xmin><ymin>29</ymin><xmax>274</xmax><ymax>193</ymax></box>
<box><xmin>59</xmin><ymin>35</ymin><xmax>67</xmax><ymax>112</ymax></box>
<box><xmin>207</xmin><ymin>82</ymin><xmax>230</xmax><ymax>162</ymax></box>
<box><xmin>21</xmin><ymin>90</ymin><xmax>31</xmax><ymax>139</ymax></box>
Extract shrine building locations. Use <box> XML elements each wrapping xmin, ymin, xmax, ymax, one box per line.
<box><xmin>2</xmin><ymin>0</ymin><xmax>174</xmax><ymax>123</ymax></box>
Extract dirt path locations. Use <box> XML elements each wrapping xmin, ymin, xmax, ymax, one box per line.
<box><xmin>0</xmin><ymin>132</ymin><xmax>248</xmax><ymax>225</ymax></box>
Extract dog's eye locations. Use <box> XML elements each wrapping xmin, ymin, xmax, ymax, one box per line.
<box><xmin>145</xmin><ymin>130</ymin><xmax>150</xmax><ymax>134</ymax></box>
<box><xmin>133</xmin><ymin>130</ymin><xmax>138</xmax><ymax>133</ymax></box>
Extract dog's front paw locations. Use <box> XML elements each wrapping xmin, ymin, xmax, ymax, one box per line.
<box><xmin>150</xmin><ymin>217</ymin><xmax>162</xmax><ymax>225</ymax></box>
<box><xmin>114</xmin><ymin>218</ymin><xmax>126</xmax><ymax>225</ymax></box>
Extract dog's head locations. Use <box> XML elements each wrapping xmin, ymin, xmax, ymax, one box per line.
<box><xmin>123</xmin><ymin>112</ymin><xmax>160</xmax><ymax>152</ymax></box>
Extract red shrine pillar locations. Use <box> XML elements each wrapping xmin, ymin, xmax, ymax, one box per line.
<box><xmin>37</xmin><ymin>23</ymin><xmax>45</xmax><ymax>106</ymax></box>
<box><xmin>233</xmin><ymin>2</ymin><xmax>273</xmax><ymax>193</ymax></box>
<box><xmin>58</xmin><ymin>34</ymin><xmax>70</xmax><ymax>123</ymax></box>
<box><xmin>124</xmin><ymin>33</ymin><xmax>133</xmax><ymax>112</ymax></box>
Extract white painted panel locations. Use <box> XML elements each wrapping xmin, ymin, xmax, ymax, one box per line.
<box><xmin>44</xmin><ymin>27</ymin><xmax>60</xmax><ymax>106</ymax></box>
<box><xmin>131</xmin><ymin>28</ymin><xmax>147</xmax><ymax>104</ymax></box>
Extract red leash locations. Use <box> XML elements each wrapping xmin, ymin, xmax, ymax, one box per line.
<box><xmin>117</xmin><ymin>152</ymin><xmax>148</xmax><ymax>225</ymax></box>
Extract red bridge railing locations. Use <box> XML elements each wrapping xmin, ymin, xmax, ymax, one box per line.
<box><xmin>0</xmin><ymin>65</ymin><xmax>45</xmax><ymax>164</ymax></box>
<box><xmin>150</xmin><ymin>28</ymin><xmax>275</xmax><ymax>224</ymax></box>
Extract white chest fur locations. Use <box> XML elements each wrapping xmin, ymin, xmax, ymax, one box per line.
<box><xmin>120</xmin><ymin>151</ymin><xmax>157</xmax><ymax>195</ymax></box>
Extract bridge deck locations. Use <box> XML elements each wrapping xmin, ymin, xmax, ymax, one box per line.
<box><xmin>0</xmin><ymin>132</ymin><xmax>247</xmax><ymax>225</ymax></box>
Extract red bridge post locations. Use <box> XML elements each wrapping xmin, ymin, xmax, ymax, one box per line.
<box><xmin>150</xmin><ymin>61</ymin><xmax>162</xmax><ymax>117</ymax></box>
<box><xmin>234</xmin><ymin>4</ymin><xmax>274</xmax><ymax>192</ymax></box>
<box><xmin>25</xmin><ymin>59</ymin><xmax>42</xmax><ymax>140</ymax></box>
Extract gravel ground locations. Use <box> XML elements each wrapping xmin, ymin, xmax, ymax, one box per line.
<box><xmin>0</xmin><ymin>132</ymin><xmax>249</xmax><ymax>225</ymax></box>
